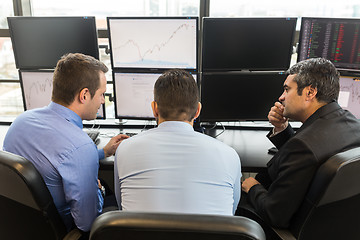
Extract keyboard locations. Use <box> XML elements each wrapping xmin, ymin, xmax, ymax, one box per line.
<box><xmin>85</xmin><ymin>130</ymin><xmax>100</xmax><ymax>142</ymax></box>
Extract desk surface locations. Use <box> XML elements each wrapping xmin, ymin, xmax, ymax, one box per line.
<box><xmin>0</xmin><ymin>124</ymin><xmax>275</xmax><ymax>172</ymax></box>
<box><xmin>96</xmin><ymin>126</ymin><xmax>274</xmax><ymax>172</ymax></box>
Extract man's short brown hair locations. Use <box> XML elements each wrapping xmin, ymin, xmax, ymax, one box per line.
<box><xmin>154</xmin><ymin>69</ymin><xmax>199</xmax><ymax>121</ymax></box>
<box><xmin>52</xmin><ymin>53</ymin><xmax>108</xmax><ymax>106</ymax></box>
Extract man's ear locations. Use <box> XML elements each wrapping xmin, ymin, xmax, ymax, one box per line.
<box><xmin>151</xmin><ymin>101</ymin><xmax>159</xmax><ymax>118</ymax></box>
<box><xmin>194</xmin><ymin>102</ymin><xmax>202</xmax><ymax>119</ymax></box>
<box><xmin>305</xmin><ymin>86</ymin><xmax>317</xmax><ymax>101</ymax></box>
<box><xmin>79</xmin><ymin>88</ymin><xmax>89</xmax><ymax>104</ymax></box>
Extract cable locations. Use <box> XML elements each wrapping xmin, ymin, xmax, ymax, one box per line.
<box><xmin>214</xmin><ymin>122</ymin><xmax>226</xmax><ymax>138</ymax></box>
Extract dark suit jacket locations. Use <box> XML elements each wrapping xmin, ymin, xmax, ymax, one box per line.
<box><xmin>248</xmin><ymin>102</ymin><xmax>360</xmax><ymax>228</ymax></box>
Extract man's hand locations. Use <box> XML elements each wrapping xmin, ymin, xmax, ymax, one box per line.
<box><xmin>268</xmin><ymin>102</ymin><xmax>288</xmax><ymax>133</ymax></box>
<box><xmin>103</xmin><ymin>134</ymin><xmax>129</xmax><ymax>157</ymax></box>
<box><xmin>241</xmin><ymin>177</ymin><xmax>260</xmax><ymax>193</ymax></box>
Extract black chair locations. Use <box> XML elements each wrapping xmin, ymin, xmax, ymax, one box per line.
<box><xmin>273</xmin><ymin>147</ymin><xmax>360</xmax><ymax>240</ymax></box>
<box><xmin>90</xmin><ymin>211</ymin><xmax>266</xmax><ymax>240</ymax></box>
<box><xmin>0</xmin><ymin>150</ymin><xmax>81</xmax><ymax>240</ymax></box>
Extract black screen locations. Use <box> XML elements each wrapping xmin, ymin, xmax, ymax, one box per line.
<box><xmin>298</xmin><ymin>17</ymin><xmax>360</xmax><ymax>71</ymax></box>
<box><xmin>8</xmin><ymin>17</ymin><xmax>99</xmax><ymax>69</ymax></box>
<box><xmin>200</xmin><ymin>73</ymin><xmax>286</xmax><ymax>121</ymax></box>
<box><xmin>202</xmin><ymin>18</ymin><xmax>297</xmax><ymax>71</ymax></box>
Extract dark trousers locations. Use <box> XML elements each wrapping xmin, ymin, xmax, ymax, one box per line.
<box><xmin>235</xmin><ymin>192</ymin><xmax>280</xmax><ymax>240</ymax></box>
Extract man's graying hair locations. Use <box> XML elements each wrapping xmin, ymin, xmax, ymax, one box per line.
<box><xmin>286</xmin><ymin>58</ymin><xmax>340</xmax><ymax>103</ymax></box>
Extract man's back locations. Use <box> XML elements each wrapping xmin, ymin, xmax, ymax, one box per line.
<box><xmin>115</xmin><ymin>121</ymin><xmax>241</xmax><ymax>215</ymax></box>
<box><xmin>3</xmin><ymin>102</ymin><xmax>102</xmax><ymax>231</ymax></box>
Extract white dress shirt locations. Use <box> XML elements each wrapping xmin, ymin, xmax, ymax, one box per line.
<box><xmin>114</xmin><ymin>121</ymin><xmax>241</xmax><ymax>215</ymax></box>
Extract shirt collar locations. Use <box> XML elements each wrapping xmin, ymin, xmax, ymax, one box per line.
<box><xmin>48</xmin><ymin>101</ymin><xmax>83</xmax><ymax>129</ymax></box>
<box><xmin>157</xmin><ymin>121</ymin><xmax>194</xmax><ymax>132</ymax></box>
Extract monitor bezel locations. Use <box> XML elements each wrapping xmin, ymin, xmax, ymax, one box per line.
<box><xmin>19</xmin><ymin>69</ymin><xmax>106</xmax><ymax>119</ymax></box>
<box><xmin>107</xmin><ymin>16</ymin><xmax>199</xmax><ymax>72</ymax></box>
<box><xmin>8</xmin><ymin>16</ymin><xmax>99</xmax><ymax>70</ymax></box>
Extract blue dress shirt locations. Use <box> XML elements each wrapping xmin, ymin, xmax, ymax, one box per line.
<box><xmin>115</xmin><ymin>121</ymin><xmax>241</xmax><ymax>215</ymax></box>
<box><xmin>3</xmin><ymin>102</ymin><xmax>103</xmax><ymax>232</ymax></box>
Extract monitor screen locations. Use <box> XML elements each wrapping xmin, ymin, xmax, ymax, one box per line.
<box><xmin>200</xmin><ymin>72</ymin><xmax>286</xmax><ymax>121</ymax></box>
<box><xmin>298</xmin><ymin>17</ymin><xmax>360</xmax><ymax>72</ymax></box>
<box><xmin>19</xmin><ymin>70</ymin><xmax>105</xmax><ymax>119</ymax></box>
<box><xmin>338</xmin><ymin>75</ymin><xmax>360</xmax><ymax>118</ymax></box>
<box><xmin>107</xmin><ymin>17</ymin><xmax>198</xmax><ymax>70</ymax></box>
<box><xmin>202</xmin><ymin>18</ymin><xmax>297</xmax><ymax>72</ymax></box>
<box><xmin>113</xmin><ymin>72</ymin><xmax>197</xmax><ymax>120</ymax></box>
<box><xmin>8</xmin><ymin>16</ymin><xmax>99</xmax><ymax>69</ymax></box>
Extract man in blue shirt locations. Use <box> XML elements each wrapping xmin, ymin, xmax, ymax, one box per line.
<box><xmin>3</xmin><ymin>53</ymin><xmax>128</xmax><ymax>233</ymax></box>
<box><xmin>114</xmin><ymin>69</ymin><xmax>241</xmax><ymax>215</ymax></box>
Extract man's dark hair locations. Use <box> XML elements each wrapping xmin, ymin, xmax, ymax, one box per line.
<box><xmin>52</xmin><ymin>53</ymin><xmax>108</xmax><ymax>106</ymax></box>
<box><xmin>154</xmin><ymin>69</ymin><xmax>199</xmax><ymax>121</ymax></box>
<box><xmin>286</xmin><ymin>58</ymin><xmax>340</xmax><ymax>103</ymax></box>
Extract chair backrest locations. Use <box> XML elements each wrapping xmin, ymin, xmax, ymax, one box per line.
<box><xmin>90</xmin><ymin>211</ymin><xmax>266</xmax><ymax>240</ymax></box>
<box><xmin>0</xmin><ymin>150</ymin><xmax>68</xmax><ymax>240</ymax></box>
<box><xmin>289</xmin><ymin>147</ymin><xmax>360</xmax><ymax>240</ymax></box>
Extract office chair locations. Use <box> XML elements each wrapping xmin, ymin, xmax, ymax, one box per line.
<box><xmin>273</xmin><ymin>147</ymin><xmax>360</xmax><ymax>240</ymax></box>
<box><xmin>0</xmin><ymin>150</ymin><xmax>81</xmax><ymax>240</ymax></box>
<box><xmin>90</xmin><ymin>211</ymin><xmax>266</xmax><ymax>240</ymax></box>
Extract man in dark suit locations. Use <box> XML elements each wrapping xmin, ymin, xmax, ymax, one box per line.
<box><xmin>240</xmin><ymin>58</ymin><xmax>360</xmax><ymax>228</ymax></box>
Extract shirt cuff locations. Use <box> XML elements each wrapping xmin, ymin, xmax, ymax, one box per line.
<box><xmin>98</xmin><ymin>149</ymin><xmax>105</xmax><ymax>160</ymax></box>
<box><xmin>269</xmin><ymin>125</ymin><xmax>287</xmax><ymax>138</ymax></box>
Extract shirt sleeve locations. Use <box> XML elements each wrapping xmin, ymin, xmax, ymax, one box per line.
<box><xmin>232</xmin><ymin>162</ymin><xmax>241</xmax><ymax>215</ymax></box>
<box><xmin>57</xmin><ymin>143</ymin><xmax>103</xmax><ymax>232</ymax></box>
<box><xmin>267</xmin><ymin>124</ymin><xmax>295</xmax><ymax>149</ymax></box>
<box><xmin>98</xmin><ymin>149</ymin><xmax>105</xmax><ymax>160</ymax></box>
<box><xmin>247</xmin><ymin>139</ymin><xmax>318</xmax><ymax>228</ymax></box>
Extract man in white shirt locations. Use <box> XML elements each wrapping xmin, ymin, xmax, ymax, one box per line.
<box><xmin>114</xmin><ymin>69</ymin><xmax>241</xmax><ymax>215</ymax></box>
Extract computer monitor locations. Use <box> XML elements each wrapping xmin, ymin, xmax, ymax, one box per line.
<box><xmin>113</xmin><ymin>72</ymin><xmax>197</xmax><ymax>120</ymax></box>
<box><xmin>19</xmin><ymin>70</ymin><xmax>105</xmax><ymax>119</ymax></box>
<box><xmin>298</xmin><ymin>17</ymin><xmax>360</xmax><ymax>72</ymax></box>
<box><xmin>8</xmin><ymin>16</ymin><xmax>99</xmax><ymax>69</ymax></box>
<box><xmin>107</xmin><ymin>17</ymin><xmax>198</xmax><ymax>71</ymax></box>
<box><xmin>338</xmin><ymin>75</ymin><xmax>360</xmax><ymax>118</ymax></box>
<box><xmin>200</xmin><ymin>72</ymin><xmax>286</xmax><ymax>121</ymax></box>
<box><xmin>202</xmin><ymin>18</ymin><xmax>297</xmax><ymax>72</ymax></box>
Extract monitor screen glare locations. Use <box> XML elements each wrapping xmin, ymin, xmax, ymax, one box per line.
<box><xmin>20</xmin><ymin>70</ymin><xmax>105</xmax><ymax>118</ymax></box>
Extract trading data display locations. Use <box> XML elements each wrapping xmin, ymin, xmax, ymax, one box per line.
<box><xmin>108</xmin><ymin>17</ymin><xmax>198</xmax><ymax>70</ymax></box>
<box><xmin>113</xmin><ymin>72</ymin><xmax>197</xmax><ymax>120</ymax></box>
<box><xmin>298</xmin><ymin>17</ymin><xmax>360</xmax><ymax>71</ymax></box>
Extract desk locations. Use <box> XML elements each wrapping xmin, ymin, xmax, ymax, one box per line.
<box><xmin>0</xmin><ymin>123</ymin><xmax>275</xmax><ymax>193</ymax></box>
<box><xmin>96</xmin><ymin>126</ymin><xmax>274</xmax><ymax>172</ymax></box>
<box><xmin>0</xmin><ymin>124</ymin><xmax>274</xmax><ymax>172</ymax></box>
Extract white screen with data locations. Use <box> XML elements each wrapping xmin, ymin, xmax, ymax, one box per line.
<box><xmin>20</xmin><ymin>71</ymin><xmax>105</xmax><ymax>118</ymax></box>
<box><xmin>114</xmin><ymin>72</ymin><xmax>197</xmax><ymax>119</ymax></box>
<box><xmin>108</xmin><ymin>18</ymin><xmax>197</xmax><ymax>69</ymax></box>
<box><xmin>338</xmin><ymin>76</ymin><xmax>360</xmax><ymax>118</ymax></box>
<box><xmin>114</xmin><ymin>73</ymin><xmax>160</xmax><ymax>119</ymax></box>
